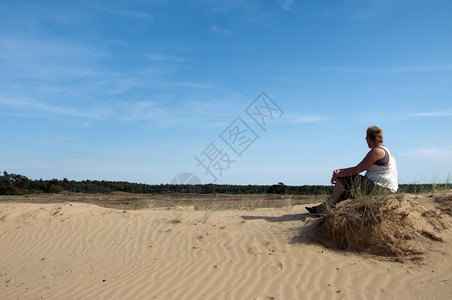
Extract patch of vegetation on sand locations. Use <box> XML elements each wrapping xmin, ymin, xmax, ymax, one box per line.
<box><xmin>316</xmin><ymin>192</ymin><xmax>451</xmax><ymax>259</ymax></box>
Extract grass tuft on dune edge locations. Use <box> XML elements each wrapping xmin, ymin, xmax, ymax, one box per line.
<box><xmin>316</xmin><ymin>192</ymin><xmax>451</xmax><ymax>259</ymax></box>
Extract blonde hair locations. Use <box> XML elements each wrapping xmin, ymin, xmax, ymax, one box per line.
<box><xmin>366</xmin><ymin>125</ymin><xmax>383</xmax><ymax>144</ymax></box>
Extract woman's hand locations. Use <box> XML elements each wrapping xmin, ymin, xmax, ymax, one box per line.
<box><xmin>331</xmin><ymin>169</ymin><xmax>340</xmax><ymax>184</ymax></box>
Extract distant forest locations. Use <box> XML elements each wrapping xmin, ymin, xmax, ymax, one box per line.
<box><xmin>0</xmin><ymin>171</ymin><xmax>447</xmax><ymax>196</ymax></box>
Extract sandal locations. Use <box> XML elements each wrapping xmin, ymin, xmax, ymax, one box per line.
<box><xmin>305</xmin><ymin>204</ymin><xmax>325</xmax><ymax>215</ymax></box>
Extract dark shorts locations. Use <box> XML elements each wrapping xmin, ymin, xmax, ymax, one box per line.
<box><xmin>337</xmin><ymin>174</ymin><xmax>388</xmax><ymax>202</ymax></box>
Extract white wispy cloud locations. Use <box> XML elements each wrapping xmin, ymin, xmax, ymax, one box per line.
<box><xmin>0</xmin><ymin>97</ymin><xmax>112</xmax><ymax>120</ymax></box>
<box><xmin>386</xmin><ymin>64</ymin><xmax>452</xmax><ymax>73</ymax></box>
<box><xmin>209</xmin><ymin>25</ymin><xmax>232</xmax><ymax>35</ymax></box>
<box><xmin>0</xmin><ymin>36</ymin><xmax>105</xmax><ymax>80</ymax></box>
<box><xmin>351</xmin><ymin>8</ymin><xmax>380</xmax><ymax>20</ymax></box>
<box><xmin>0</xmin><ymin>96</ymin><xmax>170</xmax><ymax>122</ymax></box>
<box><xmin>281</xmin><ymin>0</ymin><xmax>295</xmax><ymax>11</ymax></box>
<box><xmin>196</xmin><ymin>0</ymin><xmax>253</xmax><ymax>13</ymax></box>
<box><xmin>146</xmin><ymin>53</ymin><xmax>189</xmax><ymax>62</ymax></box>
<box><xmin>314</xmin><ymin>63</ymin><xmax>452</xmax><ymax>74</ymax></box>
<box><xmin>344</xmin><ymin>0</ymin><xmax>392</xmax><ymax>21</ymax></box>
<box><xmin>0</xmin><ymin>94</ymin><xmax>235</xmax><ymax>126</ymax></box>
<box><xmin>197</xmin><ymin>0</ymin><xmax>281</xmax><ymax>31</ymax></box>
<box><xmin>116</xmin><ymin>10</ymin><xmax>154</xmax><ymax>21</ymax></box>
<box><xmin>289</xmin><ymin>114</ymin><xmax>329</xmax><ymax>123</ymax></box>
<box><xmin>84</xmin><ymin>1</ymin><xmax>155</xmax><ymax>22</ymax></box>
<box><xmin>169</xmin><ymin>81</ymin><xmax>217</xmax><ymax>89</ymax></box>
<box><xmin>96</xmin><ymin>76</ymin><xmax>147</xmax><ymax>96</ymax></box>
<box><xmin>399</xmin><ymin>147</ymin><xmax>452</xmax><ymax>159</ymax></box>
<box><xmin>114</xmin><ymin>100</ymin><xmax>165</xmax><ymax>122</ymax></box>
<box><xmin>410</xmin><ymin>109</ymin><xmax>452</xmax><ymax>118</ymax></box>
<box><xmin>0</xmin><ymin>36</ymin><xmax>105</xmax><ymax>61</ymax></box>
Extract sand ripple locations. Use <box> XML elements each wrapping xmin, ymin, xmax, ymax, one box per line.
<box><xmin>0</xmin><ymin>198</ymin><xmax>451</xmax><ymax>299</ymax></box>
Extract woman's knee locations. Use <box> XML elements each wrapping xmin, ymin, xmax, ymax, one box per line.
<box><xmin>335</xmin><ymin>179</ymin><xmax>345</xmax><ymax>190</ymax></box>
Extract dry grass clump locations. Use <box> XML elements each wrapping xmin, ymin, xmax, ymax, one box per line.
<box><xmin>435</xmin><ymin>194</ymin><xmax>452</xmax><ymax>216</ymax></box>
<box><xmin>317</xmin><ymin>194</ymin><xmax>449</xmax><ymax>258</ymax></box>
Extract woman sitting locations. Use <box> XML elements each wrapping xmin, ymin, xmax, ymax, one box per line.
<box><xmin>306</xmin><ymin>125</ymin><xmax>398</xmax><ymax>214</ymax></box>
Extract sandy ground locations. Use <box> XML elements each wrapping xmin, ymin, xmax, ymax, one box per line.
<box><xmin>0</xmin><ymin>192</ymin><xmax>451</xmax><ymax>299</ymax></box>
<box><xmin>0</xmin><ymin>192</ymin><xmax>320</xmax><ymax>210</ymax></box>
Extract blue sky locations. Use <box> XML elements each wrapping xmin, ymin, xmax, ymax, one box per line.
<box><xmin>1</xmin><ymin>0</ymin><xmax>451</xmax><ymax>186</ymax></box>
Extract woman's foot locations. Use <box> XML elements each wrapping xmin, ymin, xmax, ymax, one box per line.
<box><xmin>305</xmin><ymin>203</ymin><xmax>325</xmax><ymax>215</ymax></box>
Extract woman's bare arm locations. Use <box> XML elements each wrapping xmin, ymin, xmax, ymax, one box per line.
<box><xmin>331</xmin><ymin>147</ymin><xmax>385</xmax><ymax>183</ymax></box>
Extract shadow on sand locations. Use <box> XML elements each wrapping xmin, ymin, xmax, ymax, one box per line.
<box><xmin>241</xmin><ymin>212</ymin><xmax>318</xmax><ymax>223</ymax></box>
<box><xmin>241</xmin><ymin>212</ymin><xmax>323</xmax><ymax>246</ymax></box>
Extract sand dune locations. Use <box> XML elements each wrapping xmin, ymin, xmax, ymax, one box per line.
<box><xmin>0</xmin><ymin>193</ymin><xmax>451</xmax><ymax>299</ymax></box>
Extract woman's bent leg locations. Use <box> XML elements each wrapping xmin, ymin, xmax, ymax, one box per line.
<box><xmin>306</xmin><ymin>181</ymin><xmax>346</xmax><ymax>214</ymax></box>
<box><xmin>328</xmin><ymin>180</ymin><xmax>346</xmax><ymax>207</ymax></box>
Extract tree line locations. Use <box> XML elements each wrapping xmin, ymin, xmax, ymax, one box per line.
<box><xmin>0</xmin><ymin>171</ymin><xmax>447</xmax><ymax>196</ymax></box>
<box><xmin>0</xmin><ymin>171</ymin><xmax>333</xmax><ymax>195</ymax></box>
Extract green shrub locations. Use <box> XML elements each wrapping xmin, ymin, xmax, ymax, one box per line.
<box><xmin>49</xmin><ymin>184</ymin><xmax>64</xmax><ymax>194</ymax></box>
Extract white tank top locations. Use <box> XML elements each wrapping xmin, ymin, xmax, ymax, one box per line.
<box><xmin>365</xmin><ymin>146</ymin><xmax>398</xmax><ymax>192</ymax></box>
